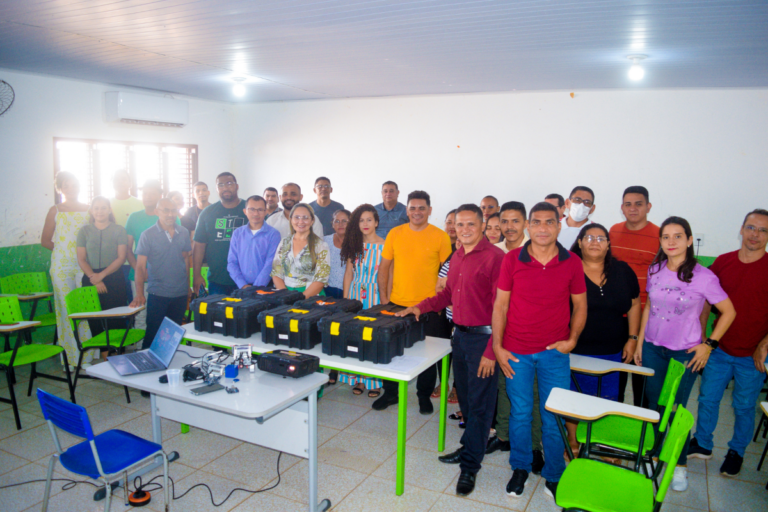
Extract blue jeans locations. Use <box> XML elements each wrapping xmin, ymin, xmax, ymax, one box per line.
<box><xmin>642</xmin><ymin>341</ymin><xmax>699</xmax><ymax>465</ymax></box>
<box><xmin>143</xmin><ymin>294</ymin><xmax>188</xmax><ymax>349</ymax></box>
<box><xmin>505</xmin><ymin>348</ymin><xmax>570</xmax><ymax>482</ymax></box>
<box><xmin>208</xmin><ymin>281</ymin><xmax>237</xmax><ymax>296</ymax></box>
<box><xmin>694</xmin><ymin>347</ymin><xmax>768</xmax><ymax>456</ymax></box>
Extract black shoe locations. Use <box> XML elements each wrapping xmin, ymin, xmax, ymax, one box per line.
<box><xmin>372</xmin><ymin>393</ymin><xmax>398</xmax><ymax>411</ymax></box>
<box><xmin>140</xmin><ymin>390</ymin><xmax>150</xmax><ymax>398</ymax></box>
<box><xmin>485</xmin><ymin>436</ymin><xmax>511</xmax><ymax>454</ymax></box>
<box><xmin>438</xmin><ymin>447</ymin><xmax>463</xmax><ymax>464</ymax></box>
<box><xmin>456</xmin><ymin>471</ymin><xmax>476</xmax><ymax>496</ymax></box>
<box><xmin>532</xmin><ymin>449</ymin><xmax>545</xmax><ymax>475</ymax></box>
<box><xmin>687</xmin><ymin>438</ymin><xmax>713</xmax><ymax>460</ymax></box>
<box><xmin>458</xmin><ymin>420</ymin><xmax>466</xmax><ymax>429</ymax></box>
<box><xmin>505</xmin><ymin>469</ymin><xmax>528</xmax><ymax>498</ymax></box>
<box><xmin>720</xmin><ymin>449</ymin><xmax>743</xmax><ymax>476</ymax></box>
<box><xmin>419</xmin><ymin>396</ymin><xmax>434</xmax><ymax>415</ymax></box>
<box><xmin>544</xmin><ymin>480</ymin><xmax>558</xmax><ymax>500</ymax></box>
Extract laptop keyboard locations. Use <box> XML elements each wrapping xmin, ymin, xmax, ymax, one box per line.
<box><xmin>126</xmin><ymin>352</ymin><xmax>158</xmax><ymax>371</ymax></box>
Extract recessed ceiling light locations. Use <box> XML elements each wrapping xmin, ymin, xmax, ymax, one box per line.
<box><xmin>232</xmin><ymin>77</ymin><xmax>246</xmax><ymax>97</ymax></box>
<box><xmin>627</xmin><ymin>54</ymin><xmax>647</xmax><ymax>81</ymax></box>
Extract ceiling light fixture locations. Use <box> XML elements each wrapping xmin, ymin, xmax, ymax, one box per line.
<box><xmin>232</xmin><ymin>77</ymin><xmax>246</xmax><ymax>97</ymax></box>
<box><xmin>627</xmin><ymin>54</ymin><xmax>647</xmax><ymax>81</ymax></box>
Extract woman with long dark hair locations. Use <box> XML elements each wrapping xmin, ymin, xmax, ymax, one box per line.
<box><xmin>76</xmin><ymin>196</ymin><xmax>129</xmax><ymax>357</ymax></box>
<box><xmin>564</xmin><ymin>223</ymin><xmax>641</xmax><ymax>452</ymax></box>
<box><xmin>271</xmin><ymin>203</ymin><xmax>330</xmax><ymax>298</ymax></box>
<box><xmin>485</xmin><ymin>212</ymin><xmax>503</xmax><ymax>245</ymax></box>
<box><xmin>634</xmin><ymin>216</ymin><xmax>736</xmax><ymax>492</ymax></box>
<box><xmin>338</xmin><ymin>204</ymin><xmax>387</xmax><ymax>396</ymax></box>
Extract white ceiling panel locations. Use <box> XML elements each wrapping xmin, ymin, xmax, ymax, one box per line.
<box><xmin>0</xmin><ymin>1</ymin><xmax>766</xmax><ymax>102</ymax></box>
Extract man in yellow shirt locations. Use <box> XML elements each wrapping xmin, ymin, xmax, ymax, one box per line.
<box><xmin>375</xmin><ymin>190</ymin><xmax>453</xmax><ymax>413</ymax></box>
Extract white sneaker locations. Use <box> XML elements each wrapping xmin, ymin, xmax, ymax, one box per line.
<box><xmin>671</xmin><ymin>466</ymin><xmax>688</xmax><ymax>492</ymax></box>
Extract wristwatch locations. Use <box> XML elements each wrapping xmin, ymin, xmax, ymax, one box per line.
<box><xmin>628</xmin><ymin>335</ymin><xmax>639</xmax><ymax>341</ymax></box>
<box><xmin>703</xmin><ymin>338</ymin><xmax>719</xmax><ymax>350</ymax></box>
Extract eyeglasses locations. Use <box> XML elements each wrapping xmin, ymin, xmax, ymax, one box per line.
<box><xmin>216</xmin><ymin>181</ymin><xmax>236</xmax><ymax>188</ymax></box>
<box><xmin>570</xmin><ymin>197</ymin><xmax>594</xmax><ymax>207</ymax></box>
<box><xmin>246</xmin><ymin>208</ymin><xmax>266</xmax><ymax>214</ymax></box>
<box><xmin>315</xmin><ymin>184</ymin><xmax>330</xmax><ymax>190</ymax></box>
<box><xmin>333</xmin><ymin>219</ymin><xmax>349</xmax><ymax>225</ymax></box>
<box><xmin>292</xmin><ymin>215</ymin><xmax>310</xmax><ymax>221</ymax></box>
<box><xmin>744</xmin><ymin>225</ymin><xmax>768</xmax><ymax>235</ymax></box>
<box><xmin>157</xmin><ymin>208</ymin><xmax>179</xmax><ymax>215</ymax></box>
<box><xmin>583</xmin><ymin>235</ymin><xmax>608</xmax><ymax>243</ymax></box>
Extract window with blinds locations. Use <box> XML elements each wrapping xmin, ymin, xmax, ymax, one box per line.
<box><xmin>53</xmin><ymin>138</ymin><xmax>198</xmax><ymax>213</ymax></box>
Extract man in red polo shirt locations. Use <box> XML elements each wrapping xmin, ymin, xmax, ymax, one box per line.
<box><xmin>610</xmin><ymin>185</ymin><xmax>659</xmax><ymax>406</ymax></box>
<box><xmin>399</xmin><ymin>204</ymin><xmax>504</xmax><ymax>497</ymax></box>
<box><xmin>486</xmin><ymin>201</ymin><xmax>587</xmax><ymax>501</ymax></box>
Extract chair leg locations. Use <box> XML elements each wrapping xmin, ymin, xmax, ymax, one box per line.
<box><xmin>27</xmin><ymin>362</ymin><xmax>37</xmax><ymax>397</ymax></box>
<box><xmin>5</xmin><ymin>368</ymin><xmax>21</xmax><ymax>430</ymax></box>
<box><xmin>758</xmin><ymin>434</ymin><xmax>768</xmax><ymax>471</ymax></box>
<box><xmin>123</xmin><ymin>471</ymin><xmax>129</xmax><ymax>507</ymax></box>
<box><xmin>61</xmin><ymin>351</ymin><xmax>76</xmax><ymax>404</ymax></box>
<box><xmin>124</xmin><ymin>385</ymin><xmax>131</xmax><ymax>404</ymax></box>
<box><xmin>73</xmin><ymin>351</ymin><xmax>84</xmax><ymax>391</ymax></box>
<box><xmin>754</xmin><ymin>415</ymin><xmax>766</xmax><ymax>442</ymax></box>
<box><xmin>42</xmin><ymin>455</ymin><xmax>57</xmax><ymax>512</ymax></box>
<box><xmin>162</xmin><ymin>451</ymin><xmax>170</xmax><ymax>511</ymax></box>
<box><xmin>104</xmin><ymin>477</ymin><xmax>113</xmax><ymax>512</ymax></box>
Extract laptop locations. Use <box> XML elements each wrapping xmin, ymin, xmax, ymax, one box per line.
<box><xmin>108</xmin><ymin>317</ymin><xmax>186</xmax><ymax>376</ymax></box>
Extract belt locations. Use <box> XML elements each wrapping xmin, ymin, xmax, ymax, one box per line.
<box><xmin>454</xmin><ymin>324</ymin><xmax>492</xmax><ymax>335</ymax></box>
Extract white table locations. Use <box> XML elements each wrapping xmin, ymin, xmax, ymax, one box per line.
<box><xmin>69</xmin><ymin>305</ymin><xmax>146</xmax><ymax>319</ymax></box>
<box><xmin>181</xmin><ymin>325</ymin><xmax>452</xmax><ymax>495</ymax></box>
<box><xmin>545</xmin><ymin>387</ymin><xmax>660</xmax><ymax>469</ymax></box>
<box><xmin>569</xmin><ymin>353</ymin><xmax>654</xmax><ymax>398</ymax></box>
<box><xmin>88</xmin><ymin>346</ymin><xmax>331</xmax><ymax>511</ymax></box>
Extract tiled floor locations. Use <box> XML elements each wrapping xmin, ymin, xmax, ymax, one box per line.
<box><xmin>1</xmin><ymin>351</ymin><xmax>767</xmax><ymax>511</ymax></box>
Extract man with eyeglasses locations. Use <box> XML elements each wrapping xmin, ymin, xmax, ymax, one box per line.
<box><xmin>557</xmin><ymin>186</ymin><xmax>596</xmax><ymax>250</ymax></box>
<box><xmin>488</xmin><ymin>201</ymin><xmax>586</xmax><ymax>501</ymax></box>
<box><xmin>688</xmin><ymin>209</ymin><xmax>768</xmax><ymax>477</ymax></box>
<box><xmin>227</xmin><ymin>195</ymin><xmax>281</xmax><ymax>289</ymax></box>
<box><xmin>193</xmin><ymin>172</ymin><xmax>247</xmax><ymax>296</ymax></box>
<box><xmin>131</xmin><ymin>197</ymin><xmax>192</xmax><ymax>352</ymax></box>
<box><xmin>374</xmin><ymin>190</ymin><xmax>453</xmax><ymax>414</ymax></box>
<box><xmin>309</xmin><ymin>177</ymin><xmax>345</xmax><ymax>236</ymax></box>
<box><xmin>480</xmin><ymin>195</ymin><xmax>501</xmax><ymax>222</ymax></box>
<box><xmin>609</xmin><ymin>185</ymin><xmax>658</xmax><ymax>406</ymax></box>
<box><xmin>266</xmin><ymin>182</ymin><xmax>324</xmax><ymax>239</ymax></box>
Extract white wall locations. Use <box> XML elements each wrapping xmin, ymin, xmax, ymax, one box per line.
<box><xmin>0</xmin><ymin>68</ymin><xmax>234</xmax><ymax>247</ymax></box>
<box><xmin>234</xmin><ymin>89</ymin><xmax>768</xmax><ymax>256</ymax></box>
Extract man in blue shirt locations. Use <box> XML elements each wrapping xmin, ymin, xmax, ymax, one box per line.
<box><xmin>309</xmin><ymin>177</ymin><xmax>345</xmax><ymax>236</ymax></box>
<box><xmin>227</xmin><ymin>195</ymin><xmax>281</xmax><ymax>288</ymax></box>
<box><xmin>374</xmin><ymin>181</ymin><xmax>409</xmax><ymax>238</ymax></box>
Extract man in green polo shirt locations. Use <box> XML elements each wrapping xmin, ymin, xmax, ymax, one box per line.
<box><xmin>193</xmin><ymin>172</ymin><xmax>247</xmax><ymax>295</ymax></box>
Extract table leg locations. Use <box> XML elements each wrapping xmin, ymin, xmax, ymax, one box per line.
<box><xmin>396</xmin><ymin>380</ymin><xmax>408</xmax><ymax>496</ymax></box>
<box><xmin>181</xmin><ymin>423</ymin><xmax>190</xmax><ymax>434</ymax></box>
<box><xmin>635</xmin><ymin>421</ymin><xmax>648</xmax><ymax>472</ymax></box>
<box><xmin>28</xmin><ymin>298</ymin><xmax>40</xmax><ymax>322</ymax></box>
<box><xmin>556</xmin><ymin>415</ymin><xmax>575</xmax><ymax>461</ymax></box>
<box><xmin>308</xmin><ymin>390</ymin><xmax>332</xmax><ymax>511</ymax></box>
<box><xmin>438</xmin><ymin>355</ymin><xmax>449</xmax><ymax>452</ymax></box>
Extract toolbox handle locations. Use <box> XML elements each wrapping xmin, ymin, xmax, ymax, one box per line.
<box><xmin>222</xmin><ymin>298</ymin><xmax>242</xmax><ymax>302</ymax></box>
<box><xmin>354</xmin><ymin>316</ymin><xmax>377</xmax><ymax>321</ymax></box>
<box><xmin>287</xmin><ymin>309</ymin><xmax>310</xmax><ymax>314</ymax></box>
<box><xmin>256</xmin><ymin>290</ymin><xmax>275</xmax><ymax>295</ymax></box>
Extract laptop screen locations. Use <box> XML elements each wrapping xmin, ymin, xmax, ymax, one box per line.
<box><xmin>149</xmin><ymin>317</ymin><xmax>186</xmax><ymax>367</ymax></box>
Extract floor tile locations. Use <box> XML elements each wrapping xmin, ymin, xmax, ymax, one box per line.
<box><xmin>316</xmin><ymin>399</ymin><xmax>369</xmax><ymax>430</ymax></box>
<box><xmin>332</xmin><ymin>475</ymin><xmax>442</xmax><ymax>511</ymax></box>
<box><xmin>345</xmin><ymin>406</ymin><xmax>430</xmax><ymax>440</ymax></box>
<box><xmin>707</xmin><ymin>473</ymin><xmax>768</xmax><ymax>512</ymax></box>
<box><xmin>263</xmin><ymin>459</ymin><xmax>367</xmax><ymax>506</ymax></box>
<box><xmin>0</xmin><ymin>462</ymin><xmax>65</xmax><ymax>512</ymax></box>
<box><xmin>521</xmin><ymin>478</ymin><xmax>563</xmax><ymax>512</ymax></box>
<box><xmin>0</xmin><ymin>449</ymin><xmax>29</xmax><ymax>476</ymax></box>
<box><xmin>111</xmin><ymin>413</ymin><xmax>183</xmax><ymax>444</ymax></box>
<box><xmin>707</xmin><ymin>447</ymin><xmax>768</xmax><ymax>485</ymax></box>
<box><xmin>203</xmin><ymin>444</ymin><xmax>302</xmax><ymax>487</ymax></box>
<box><xmin>0</xmin><ymin>409</ymin><xmax>46</xmax><ymax>439</ymax></box>
<box><xmin>318</xmin><ymin>430</ymin><xmax>396</xmax><ymax>474</ymax></box>
<box><xmin>429</xmin><ymin>494</ymin><xmax>513</xmax><ymax>511</ymax></box>
<box><xmin>372</xmin><ymin>446</ymin><xmax>459</xmax><ymax>492</ymax></box>
<box><xmin>658</xmin><ymin>467</ymin><xmax>710</xmax><ymax>510</ymax></box>
<box><xmin>317</xmin><ymin>425</ymin><xmax>341</xmax><ymax>447</ymax></box>
<box><xmin>163</xmin><ymin>429</ymin><xmax>242</xmax><ymax>469</ymax></box>
<box><xmin>406</xmin><ymin>417</ymin><xmax>464</xmax><ymax>453</ymax></box>
<box><xmin>229</xmin><ymin>492</ymin><xmax>306</xmax><ymax>512</ymax></box>
<box><xmin>166</xmin><ymin>470</ymin><xmax>253</xmax><ymax>511</ymax></box>
<box><xmin>83</xmin><ymin>401</ymin><xmax>144</xmax><ymax>432</ymax></box>
<box><xmin>0</xmin><ymin>423</ymin><xmax>79</xmax><ymax>461</ymax></box>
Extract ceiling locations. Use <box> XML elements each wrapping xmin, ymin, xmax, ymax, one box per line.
<box><xmin>1</xmin><ymin>1</ymin><xmax>766</xmax><ymax>103</ymax></box>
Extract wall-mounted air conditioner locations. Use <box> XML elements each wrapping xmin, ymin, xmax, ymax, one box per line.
<box><xmin>105</xmin><ymin>91</ymin><xmax>189</xmax><ymax>127</ymax></box>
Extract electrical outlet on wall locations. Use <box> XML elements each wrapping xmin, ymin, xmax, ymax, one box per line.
<box><xmin>694</xmin><ymin>233</ymin><xmax>705</xmax><ymax>247</ymax></box>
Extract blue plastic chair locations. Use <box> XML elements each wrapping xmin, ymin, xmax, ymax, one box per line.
<box><xmin>37</xmin><ymin>389</ymin><xmax>170</xmax><ymax>511</ymax></box>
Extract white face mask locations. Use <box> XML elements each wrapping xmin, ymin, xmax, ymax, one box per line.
<box><xmin>569</xmin><ymin>203</ymin><xmax>591</xmax><ymax>222</ymax></box>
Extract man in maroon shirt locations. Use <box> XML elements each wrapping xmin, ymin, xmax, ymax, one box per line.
<box><xmin>487</xmin><ymin>201</ymin><xmax>587</xmax><ymax>501</ymax></box>
<box><xmin>398</xmin><ymin>204</ymin><xmax>504</xmax><ymax>497</ymax></box>
<box><xmin>688</xmin><ymin>209</ymin><xmax>768</xmax><ymax>476</ymax></box>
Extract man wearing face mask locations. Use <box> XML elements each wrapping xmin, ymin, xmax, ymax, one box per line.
<box><xmin>557</xmin><ymin>186</ymin><xmax>595</xmax><ymax>250</ymax></box>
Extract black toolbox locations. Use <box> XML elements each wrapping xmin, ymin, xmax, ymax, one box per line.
<box><xmin>318</xmin><ymin>312</ymin><xmax>409</xmax><ymax>364</ymax></box>
<box><xmin>258</xmin><ymin>305</ymin><xmax>335</xmax><ymax>350</ymax></box>
<box><xmin>292</xmin><ymin>297</ymin><xmax>363</xmax><ymax>314</ymax></box>
<box><xmin>360</xmin><ymin>304</ymin><xmax>426</xmax><ymax>347</ymax></box>
<box><xmin>189</xmin><ymin>294</ymin><xmax>228</xmax><ymax>333</ymax></box>
<box><xmin>206</xmin><ymin>298</ymin><xmax>270</xmax><ymax>339</ymax></box>
<box><xmin>230</xmin><ymin>286</ymin><xmax>306</xmax><ymax>306</ymax></box>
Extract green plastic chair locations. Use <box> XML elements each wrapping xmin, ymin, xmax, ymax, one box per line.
<box><xmin>557</xmin><ymin>406</ymin><xmax>695</xmax><ymax>512</ymax></box>
<box><xmin>1</xmin><ymin>272</ymin><xmax>58</xmax><ymax>338</ymax></box>
<box><xmin>65</xmin><ymin>287</ymin><xmax>145</xmax><ymax>403</ymax></box>
<box><xmin>575</xmin><ymin>359</ymin><xmax>686</xmax><ymax>473</ymax></box>
<box><xmin>0</xmin><ymin>296</ymin><xmax>75</xmax><ymax>430</ymax></box>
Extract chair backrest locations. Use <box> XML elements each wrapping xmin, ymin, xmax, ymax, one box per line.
<box><xmin>36</xmin><ymin>388</ymin><xmax>94</xmax><ymax>441</ymax></box>
<box><xmin>0</xmin><ymin>296</ymin><xmax>23</xmax><ymax>323</ymax></box>
<box><xmin>65</xmin><ymin>287</ymin><xmax>102</xmax><ymax>330</ymax></box>
<box><xmin>1</xmin><ymin>272</ymin><xmax>51</xmax><ymax>295</ymax></box>
<box><xmin>655</xmin><ymin>406</ymin><xmax>694</xmax><ymax>504</ymax></box>
<box><xmin>657</xmin><ymin>359</ymin><xmax>686</xmax><ymax>432</ymax></box>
